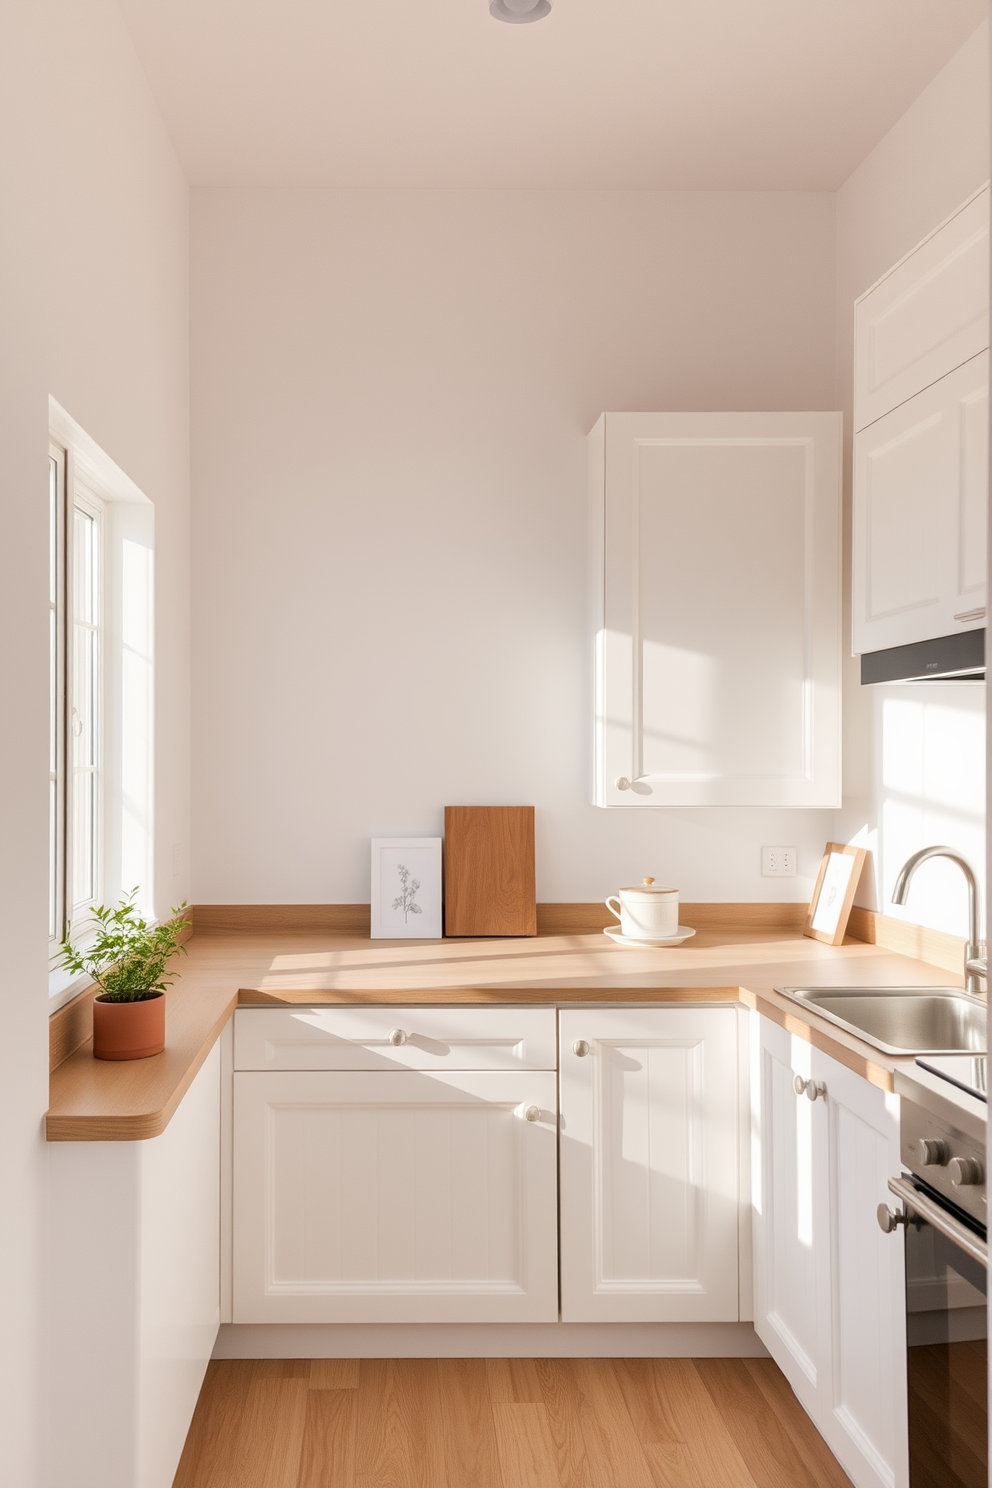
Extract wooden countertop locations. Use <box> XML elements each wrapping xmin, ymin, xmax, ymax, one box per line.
<box><xmin>46</xmin><ymin>920</ymin><xmax>966</xmax><ymax>1140</ymax></box>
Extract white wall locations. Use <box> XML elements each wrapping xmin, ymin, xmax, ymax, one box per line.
<box><xmin>0</xmin><ymin>4</ymin><xmax>189</xmax><ymax>1482</ymax></box>
<box><xmin>835</xmin><ymin>21</ymin><xmax>989</xmax><ymax>937</ymax></box>
<box><xmin>191</xmin><ymin>188</ymin><xmax>838</xmax><ymax>906</ymax></box>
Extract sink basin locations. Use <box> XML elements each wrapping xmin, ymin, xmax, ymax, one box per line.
<box><xmin>774</xmin><ymin>986</ymin><xmax>988</xmax><ymax>1056</ymax></box>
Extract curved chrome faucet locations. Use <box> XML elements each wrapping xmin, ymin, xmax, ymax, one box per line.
<box><xmin>891</xmin><ymin>846</ymin><xmax>986</xmax><ymax>995</ymax></box>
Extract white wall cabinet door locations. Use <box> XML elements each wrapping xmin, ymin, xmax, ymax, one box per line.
<box><xmin>751</xmin><ymin>1016</ymin><xmax>908</xmax><ymax>1488</ymax></box>
<box><xmin>559</xmin><ymin>1007</ymin><xmax>740</xmax><ymax>1323</ymax></box>
<box><xmin>751</xmin><ymin>1015</ymin><xmax>830</xmax><ymax>1422</ymax></box>
<box><xmin>852</xmin><ymin>351</ymin><xmax>988</xmax><ymax>655</ymax></box>
<box><xmin>591</xmin><ymin>411</ymin><xmax>842</xmax><ymax>808</ymax></box>
<box><xmin>233</xmin><ymin>1068</ymin><xmax>558</xmax><ymax>1324</ymax></box>
<box><xmin>818</xmin><ymin>1051</ymin><xmax>908</xmax><ymax>1488</ymax></box>
<box><xmin>854</xmin><ymin>187</ymin><xmax>989</xmax><ymax>433</ymax></box>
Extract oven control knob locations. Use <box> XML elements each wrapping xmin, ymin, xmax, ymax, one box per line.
<box><xmin>917</xmin><ymin>1138</ymin><xmax>949</xmax><ymax>1167</ymax></box>
<box><xmin>949</xmin><ymin>1156</ymin><xmax>984</xmax><ymax>1188</ymax></box>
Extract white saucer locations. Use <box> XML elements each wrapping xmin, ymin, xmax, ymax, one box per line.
<box><xmin>603</xmin><ymin>926</ymin><xmax>696</xmax><ymax>948</ymax></box>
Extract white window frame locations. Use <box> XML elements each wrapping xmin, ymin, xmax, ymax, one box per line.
<box><xmin>48</xmin><ymin>399</ymin><xmax>156</xmax><ymax>1008</ymax></box>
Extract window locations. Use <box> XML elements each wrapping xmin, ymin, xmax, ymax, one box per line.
<box><xmin>48</xmin><ymin>402</ymin><xmax>155</xmax><ymax>1003</ymax></box>
<box><xmin>49</xmin><ymin>449</ymin><xmax>65</xmax><ymax>945</ymax></box>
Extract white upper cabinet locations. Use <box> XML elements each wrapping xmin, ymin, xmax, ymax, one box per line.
<box><xmin>854</xmin><ymin>188</ymin><xmax>989</xmax><ymax>433</ymax></box>
<box><xmin>853</xmin><ymin>351</ymin><xmax>988</xmax><ymax>654</ymax></box>
<box><xmin>591</xmin><ymin>411</ymin><xmax>842</xmax><ymax>808</ymax></box>
<box><xmin>852</xmin><ymin>187</ymin><xmax>989</xmax><ymax>657</ymax></box>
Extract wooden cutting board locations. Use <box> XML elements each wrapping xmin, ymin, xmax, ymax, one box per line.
<box><xmin>444</xmin><ymin>806</ymin><xmax>537</xmax><ymax>937</ymax></box>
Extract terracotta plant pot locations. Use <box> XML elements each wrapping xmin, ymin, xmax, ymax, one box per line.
<box><xmin>92</xmin><ymin>992</ymin><xmax>165</xmax><ymax>1061</ymax></box>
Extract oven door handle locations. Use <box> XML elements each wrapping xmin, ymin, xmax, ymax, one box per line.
<box><xmin>887</xmin><ymin>1176</ymin><xmax>988</xmax><ymax>1269</ymax></box>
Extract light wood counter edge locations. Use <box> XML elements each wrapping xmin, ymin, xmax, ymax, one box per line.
<box><xmin>45</xmin><ymin>991</ymin><xmax>238</xmax><ymax>1142</ymax></box>
<box><xmin>48</xmin><ymin>905</ymin><xmax>965</xmax><ymax>1139</ymax></box>
<box><xmin>48</xmin><ymin>983</ymin><xmax>912</xmax><ymax>1141</ymax></box>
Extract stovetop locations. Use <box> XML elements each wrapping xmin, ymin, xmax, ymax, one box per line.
<box><xmin>917</xmin><ymin>1053</ymin><xmax>988</xmax><ymax>1103</ymax></box>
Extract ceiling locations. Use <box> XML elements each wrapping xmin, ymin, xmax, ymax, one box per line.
<box><xmin>116</xmin><ymin>0</ymin><xmax>988</xmax><ymax>189</ymax></box>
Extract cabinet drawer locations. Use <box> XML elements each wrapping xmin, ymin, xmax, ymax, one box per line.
<box><xmin>234</xmin><ymin>1005</ymin><xmax>557</xmax><ymax>1071</ymax></box>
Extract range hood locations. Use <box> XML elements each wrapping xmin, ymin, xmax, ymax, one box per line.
<box><xmin>860</xmin><ymin>628</ymin><xmax>985</xmax><ymax>684</ymax></box>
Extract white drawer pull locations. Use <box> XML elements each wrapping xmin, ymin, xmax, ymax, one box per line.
<box><xmin>523</xmin><ymin>1105</ymin><xmax>541</xmax><ymax>1123</ymax></box>
<box><xmin>954</xmin><ymin>607</ymin><xmax>986</xmax><ymax>622</ymax></box>
<box><xmin>572</xmin><ymin>1039</ymin><xmax>591</xmax><ymax>1057</ymax></box>
<box><xmin>388</xmin><ymin>1028</ymin><xmax>409</xmax><ymax>1047</ymax></box>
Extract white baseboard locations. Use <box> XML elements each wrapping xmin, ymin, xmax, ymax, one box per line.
<box><xmin>213</xmin><ymin>1321</ymin><xmax>768</xmax><ymax>1360</ymax></box>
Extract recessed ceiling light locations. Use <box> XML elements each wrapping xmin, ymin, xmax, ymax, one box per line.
<box><xmin>490</xmin><ymin>0</ymin><xmax>552</xmax><ymax>23</ymax></box>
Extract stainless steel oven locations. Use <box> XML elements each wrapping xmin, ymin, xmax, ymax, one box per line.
<box><xmin>885</xmin><ymin>1060</ymin><xmax>988</xmax><ymax>1488</ymax></box>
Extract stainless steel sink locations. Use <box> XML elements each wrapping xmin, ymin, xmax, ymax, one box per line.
<box><xmin>774</xmin><ymin>986</ymin><xmax>988</xmax><ymax>1056</ymax></box>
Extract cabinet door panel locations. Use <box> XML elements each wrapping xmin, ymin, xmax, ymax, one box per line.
<box><xmin>817</xmin><ymin>1051</ymin><xmax>908</xmax><ymax>1488</ymax></box>
<box><xmin>560</xmin><ymin>1007</ymin><xmax>739</xmax><ymax>1322</ymax></box>
<box><xmin>751</xmin><ymin>1016</ymin><xmax>828</xmax><ymax>1418</ymax></box>
<box><xmin>855</xmin><ymin>188</ymin><xmax>989</xmax><ymax>431</ymax></box>
<box><xmin>233</xmin><ymin>1069</ymin><xmax>558</xmax><ymax>1323</ymax></box>
<box><xmin>853</xmin><ymin>352</ymin><xmax>988</xmax><ymax>653</ymax></box>
<box><xmin>593</xmin><ymin>411</ymin><xmax>841</xmax><ymax>807</ymax></box>
<box><xmin>955</xmin><ymin>370</ymin><xmax>988</xmax><ymax>612</ymax></box>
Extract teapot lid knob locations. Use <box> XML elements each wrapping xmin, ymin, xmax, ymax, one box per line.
<box><xmin>642</xmin><ymin>876</ymin><xmax>655</xmax><ymax>885</ymax></box>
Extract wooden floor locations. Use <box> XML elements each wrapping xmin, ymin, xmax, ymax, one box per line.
<box><xmin>172</xmin><ymin>1356</ymin><xmax>854</xmax><ymax>1488</ymax></box>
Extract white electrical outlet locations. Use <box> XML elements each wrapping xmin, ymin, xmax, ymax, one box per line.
<box><xmin>762</xmin><ymin>846</ymin><xmax>797</xmax><ymax>878</ymax></box>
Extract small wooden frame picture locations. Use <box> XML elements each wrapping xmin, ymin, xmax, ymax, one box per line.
<box><xmin>803</xmin><ymin>842</ymin><xmax>868</xmax><ymax>946</ymax></box>
<box><xmin>371</xmin><ymin>838</ymin><xmax>443</xmax><ymax>939</ymax></box>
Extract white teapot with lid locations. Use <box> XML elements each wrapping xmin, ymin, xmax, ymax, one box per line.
<box><xmin>605</xmin><ymin>877</ymin><xmax>679</xmax><ymax>941</ymax></box>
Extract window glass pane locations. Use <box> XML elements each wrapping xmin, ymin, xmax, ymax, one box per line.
<box><xmin>49</xmin><ymin>451</ymin><xmax>64</xmax><ymax>950</ymax></box>
<box><xmin>71</xmin><ymin>502</ymin><xmax>99</xmax><ymax>914</ymax></box>
<box><xmin>49</xmin><ymin>779</ymin><xmax>57</xmax><ymax>943</ymax></box>
<box><xmin>49</xmin><ymin>457</ymin><xmax>58</xmax><ymax>605</ymax></box>
<box><xmin>49</xmin><ymin>608</ymin><xmax>58</xmax><ymax>775</ymax></box>
<box><xmin>74</xmin><ymin>506</ymin><xmax>97</xmax><ymax>625</ymax></box>
<box><xmin>72</xmin><ymin>771</ymin><xmax>96</xmax><ymax>909</ymax></box>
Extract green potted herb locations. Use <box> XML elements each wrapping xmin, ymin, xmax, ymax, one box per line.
<box><xmin>57</xmin><ymin>890</ymin><xmax>191</xmax><ymax>1061</ymax></box>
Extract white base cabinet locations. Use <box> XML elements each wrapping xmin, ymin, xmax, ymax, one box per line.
<box><xmin>751</xmin><ymin>1016</ymin><xmax>908</xmax><ymax>1488</ymax></box>
<box><xmin>559</xmin><ymin>1006</ymin><xmax>741</xmax><ymax>1323</ymax></box>
<box><xmin>47</xmin><ymin>1044</ymin><xmax>221</xmax><ymax>1488</ymax></box>
<box><xmin>232</xmin><ymin>1007</ymin><xmax>559</xmax><ymax>1324</ymax></box>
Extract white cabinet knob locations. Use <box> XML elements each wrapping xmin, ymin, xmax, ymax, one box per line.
<box><xmin>572</xmin><ymin>1039</ymin><xmax>591</xmax><ymax>1057</ymax></box>
<box><xmin>523</xmin><ymin>1105</ymin><xmax>541</xmax><ymax>1123</ymax></box>
<box><xmin>793</xmin><ymin>1074</ymin><xmax>825</xmax><ymax>1101</ymax></box>
<box><xmin>793</xmin><ymin>1074</ymin><xmax>807</xmax><ymax>1097</ymax></box>
<box><xmin>876</xmin><ymin>1203</ymin><xmax>907</xmax><ymax>1235</ymax></box>
<box><xmin>388</xmin><ymin>1028</ymin><xmax>408</xmax><ymax>1046</ymax></box>
<box><xmin>615</xmin><ymin>777</ymin><xmax>631</xmax><ymax>791</ymax></box>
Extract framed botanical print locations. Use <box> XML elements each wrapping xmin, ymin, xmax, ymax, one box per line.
<box><xmin>371</xmin><ymin>838</ymin><xmax>443</xmax><ymax>939</ymax></box>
